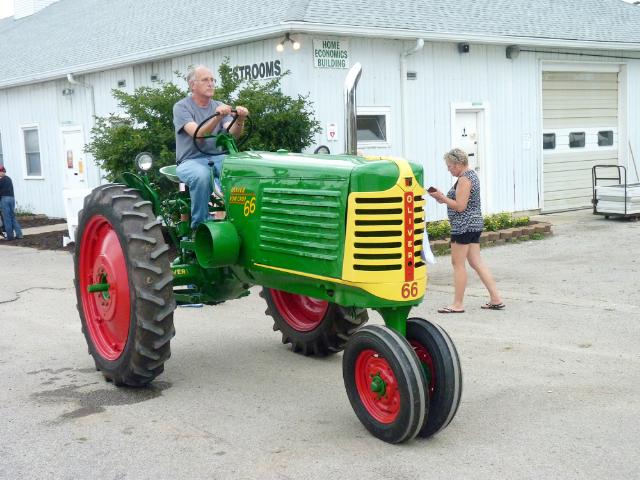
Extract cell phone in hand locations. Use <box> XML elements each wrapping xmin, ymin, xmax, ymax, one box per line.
<box><xmin>427</xmin><ymin>186</ymin><xmax>437</xmax><ymax>193</ymax></box>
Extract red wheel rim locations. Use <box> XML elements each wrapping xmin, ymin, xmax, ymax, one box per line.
<box><xmin>354</xmin><ymin>349</ymin><xmax>400</xmax><ymax>423</ymax></box>
<box><xmin>270</xmin><ymin>289</ymin><xmax>328</xmax><ymax>332</ymax></box>
<box><xmin>79</xmin><ymin>215</ymin><xmax>131</xmax><ymax>361</ymax></box>
<box><xmin>410</xmin><ymin>340</ymin><xmax>436</xmax><ymax>396</ymax></box>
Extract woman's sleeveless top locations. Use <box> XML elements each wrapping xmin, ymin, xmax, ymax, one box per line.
<box><xmin>447</xmin><ymin>169</ymin><xmax>483</xmax><ymax>235</ymax></box>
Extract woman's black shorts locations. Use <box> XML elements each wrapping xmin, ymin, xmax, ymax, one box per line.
<box><xmin>450</xmin><ymin>231</ymin><xmax>482</xmax><ymax>244</ymax></box>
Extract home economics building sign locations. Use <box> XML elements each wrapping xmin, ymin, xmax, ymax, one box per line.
<box><xmin>313</xmin><ymin>39</ymin><xmax>350</xmax><ymax>69</ymax></box>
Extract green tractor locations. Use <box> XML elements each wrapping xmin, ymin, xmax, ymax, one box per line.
<box><xmin>73</xmin><ymin>64</ymin><xmax>461</xmax><ymax>444</ymax></box>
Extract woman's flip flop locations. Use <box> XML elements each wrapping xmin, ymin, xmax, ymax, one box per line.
<box><xmin>438</xmin><ymin>307</ymin><xmax>465</xmax><ymax>314</ymax></box>
<box><xmin>481</xmin><ymin>303</ymin><xmax>506</xmax><ymax>310</ymax></box>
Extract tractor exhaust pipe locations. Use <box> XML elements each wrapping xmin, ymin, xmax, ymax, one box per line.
<box><xmin>344</xmin><ymin>62</ymin><xmax>362</xmax><ymax>155</ymax></box>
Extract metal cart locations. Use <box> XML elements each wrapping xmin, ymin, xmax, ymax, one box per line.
<box><xmin>592</xmin><ymin>165</ymin><xmax>640</xmax><ymax>219</ymax></box>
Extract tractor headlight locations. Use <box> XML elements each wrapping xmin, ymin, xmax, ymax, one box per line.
<box><xmin>135</xmin><ymin>152</ymin><xmax>154</xmax><ymax>172</ymax></box>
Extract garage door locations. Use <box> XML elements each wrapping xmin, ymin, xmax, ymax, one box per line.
<box><xmin>542</xmin><ymin>71</ymin><xmax>619</xmax><ymax>212</ymax></box>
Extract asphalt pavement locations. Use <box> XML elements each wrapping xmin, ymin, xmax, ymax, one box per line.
<box><xmin>1</xmin><ymin>210</ymin><xmax>639</xmax><ymax>480</ymax></box>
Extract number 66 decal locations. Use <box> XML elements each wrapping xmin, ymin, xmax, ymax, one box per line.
<box><xmin>243</xmin><ymin>197</ymin><xmax>256</xmax><ymax>216</ymax></box>
<box><xmin>401</xmin><ymin>282</ymin><xmax>418</xmax><ymax>298</ymax></box>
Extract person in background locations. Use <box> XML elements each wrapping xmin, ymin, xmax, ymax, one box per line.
<box><xmin>0</xmin><ymin>165</ymin><xmax>23</xmax><ymax>241</ymax></box>
<box><xmin>173</xmin><ymin>64</ymin><xmax>249</xmax><ymax>229</ymax></box>
<box><xmin>427</xmin><ymin>148</ymin><xmax>504</xmax><ymax>313</ymax></box>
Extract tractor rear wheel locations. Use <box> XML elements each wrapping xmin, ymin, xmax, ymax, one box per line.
<box><xmin>74</xmin><ymin>184</ymin><xmax>176</xmax><ymax>386</ymax></box>
<box><xmin>406</xmin><ymin>317</ymin><xmax>462</xmax><ymax>437</ymax></box>
<box><xmin>261</xmin><ymin>288</ymin><xmax>368</xmax><ymax>356</ymax></box>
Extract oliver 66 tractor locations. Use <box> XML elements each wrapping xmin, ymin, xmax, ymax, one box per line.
<box><xmin>73</xmin><ymin>64</ymin><xmax>461</xmax><ymax>444</ymax></box>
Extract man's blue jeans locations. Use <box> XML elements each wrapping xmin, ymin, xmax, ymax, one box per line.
<box><xmin>0</xmin><ymin>196</ymin><xmax>23</xmax><ymax>240</ymax></box>
<box><xmin>176</xmin><ymin>156</ymin><xmax>223</xmax><ymax>229</ymax></box>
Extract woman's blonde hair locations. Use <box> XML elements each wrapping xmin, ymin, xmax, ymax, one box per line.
<box><xmin>444</xmin><ymin>148</ymin><xmax>468</xmax><ymax>166</ymax></box>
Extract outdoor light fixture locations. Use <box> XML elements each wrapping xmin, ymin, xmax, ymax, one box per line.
<box><xmin>62</xmin><ymin>88</ymin><xmax>74</xmax><ymax>96</ymax></box>
<box><xmin>276</xmin><ymin>33</ymin><xmax>301</xmax><ymax>52</ymax></box>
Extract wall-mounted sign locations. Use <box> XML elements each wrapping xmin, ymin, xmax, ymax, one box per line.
<box><xmin>232</xmin><ymin>60</ymin><xmax>282</xmax><ymax>81</ymax></box>
<box><xmin>313</xmin><ymin>39</ymin><xmax>349</xmax><ymax>69</ymax></box>
<box><xmin>327</xmin><ymin>122</ymin><xmax>338</xmax><ymax>141</ymax></box>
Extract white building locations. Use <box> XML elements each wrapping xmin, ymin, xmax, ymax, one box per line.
<box><xmin>1</xmin><ymin>0</ymin><xmax>639</xmax><ymax>222</ymax></box>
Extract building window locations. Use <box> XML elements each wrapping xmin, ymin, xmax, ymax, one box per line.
<box><xmin>358</xmin><ymin>115</ymin><xmax>386</xmax><ymax>142</ymax></box>
<box><xmin>569</xmin><ymin>132</ymin><xmax>585</xmax><ymax>148</ymax></box>
<box><xmin>356</xmin><ymin>107</ymin><xmax>391</xmax><ymax>147</ymax></box>
<box><xmin>543</xmin><ymin>133</ymin><xmax>556</xmax><ymax>150</ymax></box>
<box><xmin>23</xmin><ymin>127</ymin><xmax>42</xmax><ymax>176</ymax></box>
<box><xmin>598</xmin><ymin>130</ymin><xmax>614</xmax><ymax>147</ymax></box>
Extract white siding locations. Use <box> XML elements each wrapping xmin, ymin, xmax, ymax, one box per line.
<box><xmin>0</xmin><ymin>81</ymin><xmax>67</xmax><ymax>216</ymax></box>
<box><xmin>627</xmin><ymin>62</ymin><xmax>640</xmax><ymax>184</ymax></box>
<box><xmin>1</xmin><ymin>35</ymin><xmax>640</xmax><ymax>221</ymax></box>
<box><xmin>401</xmin><ymin>42</ymin><xmax>541</xmax><ymax>221</ymax></box>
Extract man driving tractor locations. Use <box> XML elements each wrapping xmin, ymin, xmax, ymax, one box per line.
<box><xmin>173</xmin><ymin>64</ymin><xmax>250</xmax><ymax>229</ymax></box>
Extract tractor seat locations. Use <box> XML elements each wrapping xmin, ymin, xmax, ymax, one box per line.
<box><xmin>159</xmin><ymin>165</ymin><xmax>180</xmax><ymax>183</ymax></box>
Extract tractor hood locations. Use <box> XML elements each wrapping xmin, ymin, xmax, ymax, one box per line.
<box><xmin>224</xmin><ymin>150</ymin><xmax>422</xmax><ymax>192</ymax></box>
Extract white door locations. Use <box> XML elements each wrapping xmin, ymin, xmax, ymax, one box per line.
<box><xmin>62</xmin><ymin>127</ymin><xmax>87</xmax><ymax>189</ymax></box>
<box><xmin>453</xmin><ymin>110</ymin><xmax>487</xmax><ymax>211</ymax></box>
<box><xmin>454</xmin><ymin>112</ymin><xmax>479</xmax><ymax>171</ymax></box>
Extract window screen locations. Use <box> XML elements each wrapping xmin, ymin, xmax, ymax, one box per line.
<box><xmin>597</xmin><ymin>130</ymin><xmax>613</xmax><ymax>147</ymax></box>
<box><xmin>543</xmin><ymin>133</ymin><xmax>556</xmax><ymax>150</ymax></box>
<box><xmin>357</xmin><ymin>115</ymin><xmax>387</xmax><ymax>142</ymax></box>
<box><xmin>569</xmin><ymin>132</ymin><xmax>585</xmax><ymax>148</ymax></box>
<box><xmin>24</xmin><ymin>128</ymin><xmax>42</xmax><ymax>176</ymax></box>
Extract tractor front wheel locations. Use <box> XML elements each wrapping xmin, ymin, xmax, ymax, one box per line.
<box><xmin>261</xmin><ymin>288</ymin><xmax>368</xmax><ymax>356</ymax></box>
<box><xmin>74</xmin><ymin>184</ymin><xmax>176</xmax><ymax>386</ymax></box>
<box><xmin>406</xmin><ymin>317</ymin><xmax>462</xmax><ymax>437</ymax></box>
<box><xmin>343</xmin><ymin>325</ymin><xmax>427</xmax><ymax>443</ymax></box>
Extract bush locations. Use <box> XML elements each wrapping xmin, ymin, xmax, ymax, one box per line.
<box><xmin>85</xmin><ymin>59</ymin><xmax>321</xmax><ymax>195</ymax></box>
<box><xmin>513</xmin><ymin>215</ymin><xmax>530</xmax><ymax>227</ymax></box>
<box><xmin>426</xmin><ymin>220</ymin><xmax>451</xmax><ymax>240</ymax></box>
<box><xmin>428</xmin><ymin>213</ymin><xmax>528</xmax><ymax>239</ymax></box>
<box><xmin>483</xmin><ymin>212</ymin><xmax>529</xmax><ymax>231</ymax></box>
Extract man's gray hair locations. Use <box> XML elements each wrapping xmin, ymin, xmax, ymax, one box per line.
<box><xmin>444</xmin><ymin>148</ymin><xmax>468</xmax><ymax>166</ymax></box>
<box><xmin>186</xmin><ymin>64</ymin><xmax>210</xmax><ymax>89</ymax></box>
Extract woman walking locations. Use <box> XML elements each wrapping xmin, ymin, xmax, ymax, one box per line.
<box><xmin>427</xmin><ymin>148</ymin><xmax>504</xmax><ymax>313</ymax></box>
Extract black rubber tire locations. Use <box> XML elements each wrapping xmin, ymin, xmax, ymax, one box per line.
<box><xmin>406</xmin><ymin>317</ymin><xmax>462</xmax><ymax>437</ymax></box>
<box><xmin>260</xmin><ymin>288</ymin><xmax>368</xmax><ymax>356</ymax></box>
<box><xmin>343</xmin><ymin>325</ymin><xmax>427</xmax><ymax>443</ymax></box>
<box><xmin>74</xmin><ymin>184</ymin><xmax>176</xmax><ymax>386</ymax></box>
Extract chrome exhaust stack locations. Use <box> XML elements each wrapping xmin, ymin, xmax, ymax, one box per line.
<box><xmin>344</xmin><ymin>62</ymin><xmax>362</xmax><ymax>155</ymax></box>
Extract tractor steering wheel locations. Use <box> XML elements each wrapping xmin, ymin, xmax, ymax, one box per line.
<box><xmin>192</xmin><ymin>110</ymin><xmax>253</xmax><ymax>156</ymax></box>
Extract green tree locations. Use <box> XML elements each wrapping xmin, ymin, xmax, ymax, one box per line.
<box><xmin>86</xmin><ymin>59</ymin><xmax>322</xmax><ymax>190</ymax></box>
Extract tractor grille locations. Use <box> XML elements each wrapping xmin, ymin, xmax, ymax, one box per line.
<box><xmin>259</xmin><ymin>188</ymin><xmax>341</xmax><ymax>261</ymax></box>
<box><xmin>414</xmin><ymin>195</ymin><xmax>426</xmax><ymax>269</ymax></box>
<box><xmin>344</xmin><ymin>190</ymin><xmax>426</xmax><ymax>282</ymax></box>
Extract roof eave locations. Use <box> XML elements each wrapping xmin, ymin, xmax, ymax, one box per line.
<box><xmin>1</xmin><ymin>22</ymin><xmax>639</xmax><ymax>90</ymax></box>
<box><xmin>290</xmin><ymin>22</ymin><xmax>640</xmax><ymax>51</ymax></box>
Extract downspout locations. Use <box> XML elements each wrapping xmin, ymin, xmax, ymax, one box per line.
<box><xmin>67</xmin><ymin>73</ymin><xmax>98</xmax><ymax>183</ymax></box>
<box><xmin>66</xmin><ymin>73</ymin><xmax>96</xmax><ymax>124</ymax></box>
<box><xmin>400</xmin><ymin>39</ymin><xmax>424</xmax><ymax>158</ymax></box>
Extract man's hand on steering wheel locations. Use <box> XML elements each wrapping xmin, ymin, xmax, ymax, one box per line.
<box><xmin>216</xmin><ymin>103</ymin><xmax>232</xmax><ymax>117</ymax></box>
<box><xmin>192</xmin><ymin>107</ymin><xmax>253</xmax><ymax>156</ymax></box>
<box><xmin>234</xmin><ymin>106</ymin><xmax>249</xmax><ymax>119</ymax></box>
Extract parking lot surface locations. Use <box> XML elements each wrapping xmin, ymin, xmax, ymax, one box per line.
<box><xmin>1</xmin><ymin>210</ymin><xmax>639</xmax><ymax>479</ymax></box>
